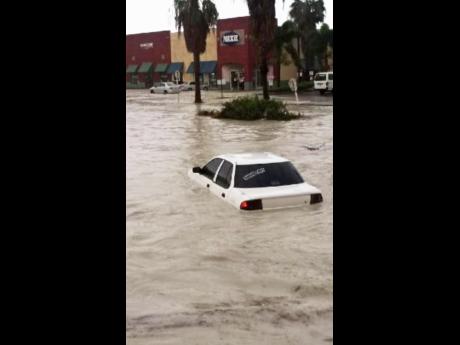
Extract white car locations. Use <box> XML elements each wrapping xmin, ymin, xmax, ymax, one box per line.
<box><xmin>150</xmin><ymin>82</ymin><xmax>181</xmax><ymax>94</ymax></box>
<box><xmin>188</xmin><ymin>152</ymin><xmax>323</xmax><ymax>211</ymax></box>
<box><xmin>314</xmin><ymin>72</ymin><xmax>333</xmax><ymax>95</ymax></box>
<box><xmin>184</xmin><ymin>81</ymin><xmax>209</xmax><ymax>91</ymax></box>
<box><xmin>178</xmin><ymin>82</ymin><xmax>193</xmax><ymax>91</ymax></box>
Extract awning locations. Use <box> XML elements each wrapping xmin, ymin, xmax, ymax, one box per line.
<box><xmin>154</xmin><ymin>63</ymin><xmax>169</xmax><ymax>73</ymax></box>
<box><xmin>137</xmin><ymin>62</ymin><xmax>153</xmax><ymax>73</ymax></box>
<box><xmin>166</xmin><ymin>62</ymin><xmax>184</xmax><ymax>74</ymax></box>
<box><xmin>186</xmin><ymin>61</ymin><xmax>217</xmax><ymax>74</ymax></box>
<box><xmin>126</xmin><ymin>64</ymin><xmax>138</xmax><ymax>73</ymax></box>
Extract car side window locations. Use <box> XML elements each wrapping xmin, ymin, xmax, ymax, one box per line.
<box><xmin>328</xmin><ymin>73</ymin><xmax>333</xmax><ymax>80</ymax></box>
<box><xmin>215</xmin><ymin>160</ymin><xmax>233</xmax><ymax>189</ymax></box>
<box><xmin>201</xmin><ymin>158</ymin><xmax>223</xmax><ymax>180</ymax></box>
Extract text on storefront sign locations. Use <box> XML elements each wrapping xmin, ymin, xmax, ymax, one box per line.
<box><xmin>140</xmin><ymin>42</ymin><xmax>153</xmax><ymax>49</ymax></box>
<box><xmin>222</xmin><ymin>32</ymin><xmax>240</xmax><ymax>44</ymax></box>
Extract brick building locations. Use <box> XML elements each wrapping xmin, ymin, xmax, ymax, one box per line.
<box><xmin>126</xmin><ymin>31</ymin><xmax>171</xmax><ymax>88</ymax></box>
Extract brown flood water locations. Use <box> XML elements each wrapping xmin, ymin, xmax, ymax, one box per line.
<box><xmin>126</xmin><ymin>90</ymin><xmax>333</xmax><ymax>344</ymax></box>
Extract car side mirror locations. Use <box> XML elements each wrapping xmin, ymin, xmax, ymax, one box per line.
<box><xmin>192</xmin><ymin>167</ymin><xmax>201</xmax><ymax>173</ymax></box>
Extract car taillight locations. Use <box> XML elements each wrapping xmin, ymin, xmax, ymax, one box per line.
<box><xmin>240</xmin><ymin>199</ymin><xmax>263</xmax><ymax>210</ymax></box>
<box><xmin>310</xmin><ymin>194</ymin><xmax>323</xmax><ymax>204</ymax></box>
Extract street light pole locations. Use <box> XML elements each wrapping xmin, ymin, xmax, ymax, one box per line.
<box><xmin>220</xmin><ymin>78</ymin><xmax>223</xmax><ymax>98</ymax></box>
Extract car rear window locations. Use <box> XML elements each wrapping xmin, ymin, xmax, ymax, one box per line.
<box><xmin>234</xmin><ymin>162</ymin><xmax>304</xmax><ymax>188</ymax></box>
<box><xmin>315</xmin><ymin>74</ymin><xmax>327</xmax><ymax>81</ymax></box>
<box><xmin>201</xmin><ymin>158</ymin><xmax>223</xmax><ymax>180</ymax></box>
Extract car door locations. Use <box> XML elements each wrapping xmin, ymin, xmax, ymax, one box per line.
<box><xmin>210</xmin><ymin>160</ymin><xmax>234</xmax><ymax>201</ymax></box>
<box><xmin>168</xmin><ymin>82</ymin><xmax>178</xmax><ymax>92</ymax></box>
<box><xmin>154</xmin><ymin>82</ymin><xmax>162</xmax><ymax>93</ymax></box>
<box><xmin>195</xmin><ymin>158</ymin><xmax>223</xmax><ymax>189</ymax></box>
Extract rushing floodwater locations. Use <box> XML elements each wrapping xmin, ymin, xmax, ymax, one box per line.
<box><xmin>126</xmin><ymin>90</ymin><xmax>333</xmax><ymax>344</ymax></box>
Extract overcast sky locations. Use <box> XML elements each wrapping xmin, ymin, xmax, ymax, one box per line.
<box><xmin>126</xmin><ymin>0</ymin><xmax>333</xmax><ymax>35</ymax></box>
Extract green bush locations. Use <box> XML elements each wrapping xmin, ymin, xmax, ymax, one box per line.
<box><xmin>198</xmin><ymin>96</ymin><xmax>301</xmax><ymax>121</ymax></box>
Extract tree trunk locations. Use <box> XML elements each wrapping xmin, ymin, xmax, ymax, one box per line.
<box><xmin>260</xmin><ymin>53</ymin><xmax>269</xmax><ymax>100</ymax></box>
<box><xmin>193</xmin><ymin>52</ymin><xmax>202</xmax><ymax>104</ymax></box>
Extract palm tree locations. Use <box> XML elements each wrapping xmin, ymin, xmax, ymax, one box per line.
<box><xmin>174</xmin><ymin>0</ymin><xmax>218</xmax><ymax>103</ymax></box>
<box><xmin>246</xmin><ymin>0</ymin><xmax>279</xmax><ymax>100</ymax></box>
<box><xmin>314</xmin><ymin>23</ymin><xmax>333</xmax><ymax>71</ymax></box>
<box><xmin>272</xmin><ymin>20</ymin><xmax>300</xmax><ymax>87</ymax></box>
<box><xmin>289</xmin><ymin>0</ymin><xmax>325</xmax><ymax>79</ymax></box>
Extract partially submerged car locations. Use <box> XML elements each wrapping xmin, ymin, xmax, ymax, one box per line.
<box><xmin>188</xmin><ymin>81</ymin><xmax>209</xmax><ymax>91</ymax></box>
<box><xmin>178</xmin><ymin>82</ymin><xmax>193</xmax><ymax>91</ymax></box>
<box><xmin>188</xmin><ymin>152</ymin><xmax>323</xmax><ymax>211</ymax></box>
<box><xmin>150</xmin><ymin>82</ymin><xmax>181</xmax><ymax>94</ymax></box>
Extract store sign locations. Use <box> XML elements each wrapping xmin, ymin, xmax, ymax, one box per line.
<box><xmin>140</xmin><ymin>42</ymin><xmax>153</xmax><ymax>49</ymax></box>
<box><xmin>222</xmin><ymin>32</ymin><xmax>240</xmax><ymax>45</ymax></box>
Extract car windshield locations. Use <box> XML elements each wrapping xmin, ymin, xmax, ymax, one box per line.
<box><xmin>166</xmin><ymin>82</ymin><xmax>175</xmax><ymax>86</ymax></box>
<box><xmin>234</xmin><ymin>162</ymin><xmax>304</xmax><ymax>188</ymax></box>
<box><xmin>315</xmin><ymin>74</ymin><xmax>327</xmax><ymax>81</ymax></box>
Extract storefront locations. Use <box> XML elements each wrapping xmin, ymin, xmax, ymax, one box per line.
<box><xmin>186</xmin><ymin>61</ymin><xmax>218</xmax><ymax>86</ymax></box>
<box><xmin>126</xmin><ymin>17</ymin><xmax>280</xmax><ymax>89</ymax></box>
<box><xmin>137</xmin><ymin>62</ymin><xmax>153</xmax><ymax>88</ymax></box>
<box><xmin>170</xmin><ymin>31</ymin><xmax>217</xmax><ymax>85</ymax></box>
<box><xmin>166</xmin><ymin>62</ymin><xmax>184</xmax><ymax>82</ymax></box>
<box><xmin>154</xmin><ymin>63</ymin><xmax>169</xmax><ymax>82</ymax></box>
<box><xmin>126</xmin><ymin>31</ymin><xmax>171</xmax><ymax>88</ymax></box>
<box><xmin>126</xmin><ymin>64</ymin><xmax>139</xmax><ymax>87</ymax></box>
<box><xmin>217</xmin><ymin>17</ymin><xmax>253</xmax><ymax>90</ymax></box>
<box><xmin>216</xmin><ymin>17</ymin><xmax>279</xmax><ymax>90</ymax></box>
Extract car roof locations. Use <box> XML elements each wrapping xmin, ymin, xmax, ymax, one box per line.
<box><xmin>216</xmin><ymin>152</ymin><xmax>289</xmax><ymax>165</ymax></box>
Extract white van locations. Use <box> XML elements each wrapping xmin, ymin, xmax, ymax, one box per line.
<box><xmin>314</xmin><ymin>72</ymin><xmax>333</xmax><ymax>95</ymax></box>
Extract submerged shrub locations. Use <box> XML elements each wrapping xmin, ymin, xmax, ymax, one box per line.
<box><xmin>198</xmin><ymin>96</ymin><xmax>300</xmax><ymax>121</ymax></box>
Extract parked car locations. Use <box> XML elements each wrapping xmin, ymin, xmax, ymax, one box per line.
<box><xmin>188</xmin><ymin>81</ymin><xmax>209</xmax><ymax>91</ymax></box>
<box><xmin>314</xmin><ymin>72</ymin><xmax>333</xmax><ymax>95</ymax></box>
<box><xmin>179</xmin><ymin>82</ymin><xmax>193</xmax><ymax>91</ymax></box>
<box><xmin>188</xmin><ymin>152</ymin><xmax>323</xmax><ymax>211</ymax></box>
<box><xmin>150</xmin><ymin>82</ymin><xmax>181</xmax><ymax>94</ymax></box>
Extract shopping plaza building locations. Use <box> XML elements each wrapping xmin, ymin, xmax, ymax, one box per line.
<box><xmin>126</xmin><ymin>16</ymin><xmax>300</xmax><ymax>90</ymax></box>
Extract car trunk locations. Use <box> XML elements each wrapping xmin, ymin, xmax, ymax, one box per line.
<box><xmin>238</xmin><ymin>183</ymin><xmax>322</xmax><ymax>210</ymax></box>
<box><xmin>262</xmin><ymin>194</ymin><xmax>312</xmax><ymax>209</ymax></box>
